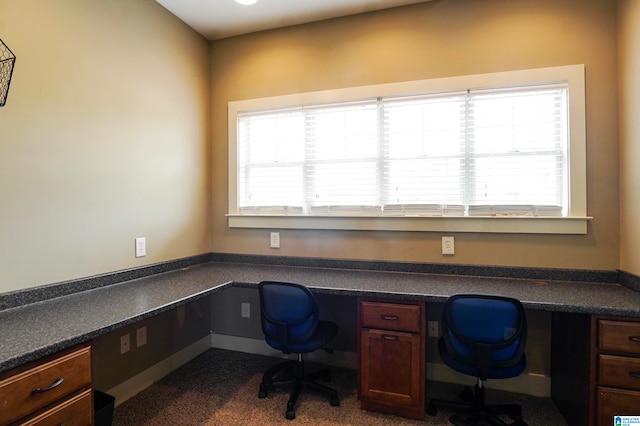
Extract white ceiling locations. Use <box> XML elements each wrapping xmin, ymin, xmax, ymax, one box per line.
<box><xmin>155</xmin><ymin>0</ymin><xmax>433</xmax><ymax>40</ymax></box>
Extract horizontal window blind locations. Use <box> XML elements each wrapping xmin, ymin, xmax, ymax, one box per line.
<box><xmin>236</xmin><ymin>83</ymin><xmax>569</xmax><ymax>217</ymax></box>
<box><xmin>306</xmin><ymin>102</ymin><xmax>379</xmax><ymax>211</ymax></box>
<box><xmin>467</xmin><ymin>87</ymin><xmax>567</xmax><ymax>216</ymax></box>
<box><xmin>382</xmin><ymin>93</ymin><xmax>466</xmax><ymax>215</ymax></box>
<box><xmin>238</xmin><ymin>110</ymin><xmax>305</xmax><ymax>211</ymax></box>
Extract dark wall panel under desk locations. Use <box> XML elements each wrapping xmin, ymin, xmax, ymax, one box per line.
<box><xmin>210</xmin><ymin>286</ymin><xmax>359</xmax><ymax>353</ymax></box>
<box><xmin>93</xmin><ymin>298</ymin><xmax>211</xmax><ymax>391</ymax></box>
<box><xmin>210</xmin><ymin>286</ymin><xmax>263</xmax><ymax>340</ymax></box>
<box><xmin>550</xmin><ymin>311</ymin><xmax>592</xmax><ymax>426</ymax></box>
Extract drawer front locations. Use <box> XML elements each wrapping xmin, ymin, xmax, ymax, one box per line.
<box><xmin>599</xmin><ymin>319</ymin><xmax>640</xmax><ymax>354</ymax></box>
<box><xmin>19</xmin><ymin>389</ymin><xmax>93</xmax><ymax>426</ymax></box>
<box><xmin>598</xmin><ymin>354</ymin><xmax>640</xmax><ymax>390</ymax></box>
<box><xmin>599</xmin><ymin>354</ymin><xmax>640</xmax><ymax>390</ymax></box>
<box><xmin>0</xmin><ymin>345</ymin><xmax>92</xmax><ymax>425</ymax></box>
<box><xmin>597</xmin><ymin>386</ymin><xmax>640</xmax><ymax>426</ymax></box>
<box><xmin>361</xmin><ymin>301</ymin><xmax>422</xmax><ymax>333</ymax></box>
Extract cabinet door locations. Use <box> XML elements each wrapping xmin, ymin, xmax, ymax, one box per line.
<box><xmin>360</xmin><ymin>328</ymin><xmax>422</xmax><ymax>407</ymax></box>
<box><xmin>597</xmin><ymin>387</ymin><xmax>640</xmax><ymax>426</ymax></box>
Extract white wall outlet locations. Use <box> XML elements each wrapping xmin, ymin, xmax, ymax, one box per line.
<box><xmin>442</xmin><ymin>236</ymin><xmax>455</xmax><ymax>255</ymax></box>
<box><xmin>136</xmin><ymin>326</ymin><xmax>147</xmax><ymax>347</ymax></box>
<box><xmin>428</xmin><ymin>321</ymin><xmax>439</xmax><ymax>338</ymax></box>
<box><xmin>135</xmin><ymin>237</ymin><xmax>146</xmax><ymax>257</ymax></box>
<box><xmin>120</xmin><ymin>333</ymin><xmax>131</xmax><ymax>354</ymax></box>
<box><xmin>241</xmin><ymin>302</ymin><xmax>250</xmax><ymax>318</ymax></box>
<box><xmin>270</xmin><ymin>232</ymin><xmax>280</xmax><ymax>249</ymax></box>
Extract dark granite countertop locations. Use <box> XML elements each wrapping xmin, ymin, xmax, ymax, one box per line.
<box><xmin>2</xmin><ymin>260</ymin><xmax>640</xmax><ymax>374</ymax></box>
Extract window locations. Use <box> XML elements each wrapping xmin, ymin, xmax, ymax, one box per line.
<box><xmin>228</xmin><ymin>65</ymin><xmax>588</xmax><ymax>234</ymax></box>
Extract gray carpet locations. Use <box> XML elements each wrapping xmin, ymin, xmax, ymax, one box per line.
<box><xmin>113</xmin><ymin>348</ymin><xmax>567</xmax><ymax>425</ymax></box>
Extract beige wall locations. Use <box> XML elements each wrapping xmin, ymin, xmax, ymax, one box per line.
<box><xmin>210</xmin><ymin>0</ymin><xmax>619</xmax><ymax>271</ymax></box>
<box><xmin>0</xmin><ymin>0</ymin><xmax>211</xmax><ymax>293</ymax></box>
<box><xmin>618</xmin><ymin>0</ymin><xmax>640</xmax><ymax>276</ymax></box>
<box><xmin>0</xmin><ymin>0</ymin><xmax>631</xmax><ymax>295</ymax></box>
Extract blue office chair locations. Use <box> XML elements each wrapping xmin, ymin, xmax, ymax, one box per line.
<box><xmin>427</xmin><ymin>293</ymin><xmax>528</xmax><ymax>426</ymax></box>
<box><xmin>257</xmin><ymin>281</ymin><xmax>340</xmax><ymax>420</ymax></box>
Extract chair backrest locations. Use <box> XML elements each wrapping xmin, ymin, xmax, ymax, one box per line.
<box><xmin>441</xmin><ymin>293</ymin><xmax>527</xmax><ymax>380</ymax></box>
<box><xmin>258</xmin><ymin>281</ymin><xmax>319</xmax><ymax>353</ymax></box>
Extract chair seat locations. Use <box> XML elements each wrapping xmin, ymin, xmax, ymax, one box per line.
<box><xmin>439</xmin><ymin>338</ymin><xmax>526</xmax><ymax>380</ymax></box>
<box><xmin>265</xmin><ymin>320</ymin><xmax>338</xmax><ymax>354</ymax></box>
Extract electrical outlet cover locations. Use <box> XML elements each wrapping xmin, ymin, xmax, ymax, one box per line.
<box><xmin>241</xmin><ymin>302</ymin><xmax>250</xmax><ymax>318</ymax></box>
<box><xmin>136</xmin><ymin>326</ymin><xmax>147</xmax><ymax>347</ymax></box>
<box><xmin>120</xmin><ymin>334</ymin><xmax>131</xmax><ymax>354</ymax></box>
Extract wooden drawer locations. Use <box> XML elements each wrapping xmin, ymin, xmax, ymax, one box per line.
<box><xmin>18</xmin><ymin>388</ymin><xmax>93</xmax><ymax>426</ymax></box>
<box><xmin>598</xmin><ymin>354</ymin><xmax>640</xmax><ymax>390</ymax></box>
<box><xmin>599</xmin><ymin>354</ymin><xmax>640</xmax><ymax>390</ymax></box>
<box><xmin>0</xmin><ymin>345</ymin><xmax>92</xmax><ymax>425</ymax></box>
<box><xmin>598</xmin><ymin>319</ymin><xmax>640</xmax><ymax>354</ymax></box>
<box><xmin>597</xmin><ymin>386</ymin><xmax>640</xmax><ymax>426</ymax></box>
<box><xmin>360</xmin><ymin>301</ymin><xmax>422</xmax><ymax>333</ymax></box>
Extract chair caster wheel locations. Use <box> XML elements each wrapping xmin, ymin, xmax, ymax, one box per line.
<box><xmin>258</xmin><ymin>384</ymin><xmax>268</xmax><ymax>398</ymax></box>
<box><xmin>286</xmin><ymin>409</ymin><xmax>296</xmax><ymax>420</ymax></box>
<box><xmin>330</xmin><ymin>397</ymin><xmax>340</xmax><ymax>406</ymax></box>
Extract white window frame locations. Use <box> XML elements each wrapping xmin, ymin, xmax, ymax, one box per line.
<box><xmin>227</xmin><ymin>65</ymin><xmax>589</xmax><ymax>234</ymax></box>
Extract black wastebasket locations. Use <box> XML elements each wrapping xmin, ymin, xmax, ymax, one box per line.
<box><xmin>94</xmin><ymin>390</ymin><xmax>115</xmax><ymax>426</ymax></box>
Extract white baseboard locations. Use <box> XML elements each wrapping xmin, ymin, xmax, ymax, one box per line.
<box><xmin>212</xmin><ymin>334</ymin><xmax>551</xmax><ymax>398</ymax></box>
<box><xmin>107</xmin><ymin>333</ymin><xmax>550</xmax><ymax>407</ymax></box>
<box><xmin>426</xmin><ymin>363</ymin><xmax>550</xmax><ymax>398</ymax></box>
<box><xmin>210</xmin><ymin>333</ymin><xmax>358</xmax><ymax>370</ymax></box>
<box><xmin>106</xmin><ymin>335</ymin><xmax>211</xmax><ymax>407</ymax></box>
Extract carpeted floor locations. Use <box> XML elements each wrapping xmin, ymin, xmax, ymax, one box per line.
<box><xmin>113</xmin><ymin>348</ymin><xmax>568</xmax><ymax>425</ymax></box>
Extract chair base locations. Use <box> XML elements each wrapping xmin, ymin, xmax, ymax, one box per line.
<box><xmin>427</xmin><ymin>383</ymin><xmax>527</xmax><ymax>426</ymax></box>
<box><xmin>258</xmin><ymin>355</ymin><xmax>340</xmax><ymax>420</ymax></box>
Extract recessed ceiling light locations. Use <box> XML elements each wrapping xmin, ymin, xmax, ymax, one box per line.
<box><xmin>235</xmin><ymin>0</ymin><xmax>257</xmax><ymax>5</ymax></box>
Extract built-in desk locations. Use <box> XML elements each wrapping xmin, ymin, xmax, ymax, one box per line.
<box><xmin>1</xmin><ymin>259</ymin><xmax>640</xmax><ymax>425</ymax></box>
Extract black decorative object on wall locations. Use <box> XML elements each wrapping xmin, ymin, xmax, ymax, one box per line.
<box><xmin>0</xmin><ymin>38</ymin><xmax>16</xmax><ymax>107</ymax></box>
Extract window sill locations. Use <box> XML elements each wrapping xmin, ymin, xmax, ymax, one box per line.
<box><xmin>227</xmin><ymin>215</ymin><xmax>591</xmax><ymax>235</ymax></box>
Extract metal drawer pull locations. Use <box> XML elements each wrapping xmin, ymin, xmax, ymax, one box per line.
<box><xmin>381</xmin><ymin>315</ymin><xmax>399</xmax><ymax>321</ymax></box>
<box><xmin>382</xmin><ymin>335</ymin><xmax>399</xmax><ymax>341</ymax></box>
<box><xmin>32</xmin><ymin>377</ymin><xmax>64</xmax><ymax>394</ymax></box>
<box><xmin>629</xmin><ymin>336</ymin><xmax>640</xmax><ymax>343</ymax></box>
<box><xmin>629</xmin><ymin>372</ymin><xmax>640</xmax><ymax>379</ymax></box>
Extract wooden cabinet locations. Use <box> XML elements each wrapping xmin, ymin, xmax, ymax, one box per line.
<box><xmin>0</xmin><ymin>343</ymin><xmax>93</xmax><ymax>426</ymax></box>
<box><xmin>551</xmin><ymin>313</ymin><xmax>640</xmax><ymax>426</ymax></box>
<box><xmin>594</xmin><ymin>318</ymin><xmax>640</xmax><ymax>425</ymax></box>
<box><xmin>358</xmin><ymin>299</ymin><xmax>425</xmax><ymax>420</ymax></box>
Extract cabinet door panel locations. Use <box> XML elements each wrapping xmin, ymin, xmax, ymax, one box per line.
<box><xmin>360</xmin><ymin>329</ymin><xmax>421</xmax><ymax>406</ymax></box>
<box><xmin>597</xmin><ymin>387</ymin><xmax>640</xmax><ymax>426</ymax></box>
